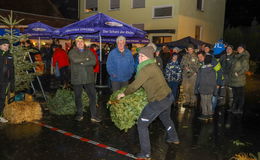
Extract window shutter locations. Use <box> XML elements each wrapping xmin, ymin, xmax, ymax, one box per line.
<box><xmin>133</xmin><ymin>0</ymin><xmax>145</xmax><ymax>8</ymax></box>
<box><xmin>197</xmin><ymin>0</ymin><xmax>204</xmax><ymax>11</ymax></box>
<box><xmin>154</xmin><ymin>7</ymin><xmax>172</xmax><ymax>18</ymax></box>
<box><xmin>110</xmin><ymin>0</ymin><xmax>120</xmax><ymax>10</ymax></box>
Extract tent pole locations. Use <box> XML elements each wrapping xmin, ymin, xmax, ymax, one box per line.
<box><xmin>99</xmin><ymin>33</ymin><xmax>102</xmax><ymax>86</ymax></box>
<box><xmin>38</xmin><ymin>37</ymin><xmax>41</xmax><ymax>50</ymax></box>
<box><xmin>96</xmin><ymin>32</ymin><xmax>108</xmax><ymax>89</ymax></box>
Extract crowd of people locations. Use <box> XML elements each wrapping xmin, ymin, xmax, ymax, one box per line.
<box><xmin>0</xmin><ymin>35</ymin><xmax>250</xmax><ymax>159</ymax></box>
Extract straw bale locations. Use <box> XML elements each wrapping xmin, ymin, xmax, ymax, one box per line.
<box><xmin>3</xmin><ymin>101</ymin><xmax>42</xmax><ymax>124</ymax></box>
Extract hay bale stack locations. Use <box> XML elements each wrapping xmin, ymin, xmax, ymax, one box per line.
<box><xmin>3</xmin><ymin>97</ymin><xmax>42</xmax><ymax>124</ymax></box>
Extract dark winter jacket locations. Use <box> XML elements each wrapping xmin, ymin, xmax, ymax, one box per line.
<box><xmin>160</xmin><ymin>51</ymin><xmax>171</xmax><ymax>69</ymax></box>
<box><xmin>155</xmin><ymin>55</ymin><xmax>163</xmax><ymax>71</ymax></box>
<box><xmin>229</xmin><ymin>51</ymin><xmax>250</xmax><ymax>87</ymax></box>
<box><xmin>0</xmin><ymin>49</ymin><xmax>15</xmax><ymax>90</ymax></box>
<box><xmin>69</xmin><ymin>47</ymin><xmax>96</xmax><ymax>85</ymax></box>
<box><xmin>195</xmin><ymin>64</ymin><xmax>217</xmax><ymax>95</ymax></box>
<box><xmin>219</xmin><ymin>52</ymin><xmax>235</xmax><ymax>86</ymax></box>
<box><xmin>106</xmin><ymin>47</ymin><xmax>135</xmax><ymax>82</ymax></box>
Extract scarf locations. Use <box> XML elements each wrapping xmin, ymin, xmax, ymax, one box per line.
<box><xmin>136</xmin><ymin>58</ymin><xmax>155</xmax><ymax>75</ymax></box>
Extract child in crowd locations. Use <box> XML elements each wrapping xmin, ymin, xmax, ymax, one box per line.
<box><xmin>165</xmin><ymin>53</ymin><xmax>182</xmax><ymax>102</ymax></box>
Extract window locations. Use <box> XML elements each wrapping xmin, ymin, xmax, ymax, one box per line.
<box><xmin>132</xmin><ymin>0</ymin><xmax>145</xmax><ymax>8</ymax></box>
<box><xmin>132</xmin><ymin>24</ymin><xmax>144</xmax><ymax>30</ymax></box>
<box><xmin>195</xmin><ymin>25</ymin><xmax>202</xmax><ymax>40</ymax></box>
<box><xmin>152</xmin><ymin>36</ymin><xmax>172</xmax><ymax>44</ymax></box>
<box><xmin>153</xmin><ymin>6</ymin><xmax>173</xmax><ymax>18</ymax></box>
<box><xmin>85</xmin><ymin>0</ymin><xmax>98</xmax><ymax>13</ymax></box>
<box><xmin>110</xmin><ymin>0</ymin><xmax>120</xmax><ymax>10</ymax></box>
<box><xmin>197</xmin><ymin>0</ymin><xmax>204</xmax><ymax>11</ymax></box>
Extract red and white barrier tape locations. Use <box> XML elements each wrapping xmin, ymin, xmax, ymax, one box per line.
<box><xmin>33</xmin><ymin>121</ymin><xmax>136</xmax><ymax>159</ymax></box>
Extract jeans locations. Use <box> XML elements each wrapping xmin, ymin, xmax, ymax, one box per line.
<box><xmin>73</xmin><ymin>83</ymin><xmax>97</xmax><ymax>118</ymax></box>
<box><xmin>168</xmin><ymin>81</ymin><xmax>179</xmax><ymax>101</ymax></box>
<box><xmin>231</xmin><ymin>87</ymin><xmax>245</xmax><ymax>112</ymax></box>
<box><xmin>59</xmin><ymin>66</ymin><xmax>69</xmax><ymax>85</ymax></box>
<box><xmin>0</xmin><ymin>82</ymin><xmax>7</xmax><ymax>113</ymax></box>
<box><xmin>200</xmin><ymin>94</ymin><xmax>213</xmax><ymax>116</ymax></box>
<box><xmin>212</xmin><ymin>88</ymin><xmax>219</xmax><ymax>112</ymax></box>
<box><xmin>182</xmin><ymin>74</ymin><xmax>197</xmax><ymax>104</ymax></box>
<box><xmin>111</xmin><ymin>81</ymin><xmax>128</xmax><ymax>92</ymax></box>
<box><xmin>137</xmin><ymin>93</ymin><xmax>179</xmax><ymax>155</ymax></box>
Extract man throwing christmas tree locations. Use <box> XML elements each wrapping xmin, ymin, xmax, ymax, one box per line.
<box><xmin>117</xmin><ymin>46</ymin><xmax>179</xmax><ymax>160</ymax></box>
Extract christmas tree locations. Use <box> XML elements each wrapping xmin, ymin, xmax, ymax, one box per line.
<box><xmin>0</xmin><ymin>11</ymin><xmax>36</xmax><ymax>92</ymax></box>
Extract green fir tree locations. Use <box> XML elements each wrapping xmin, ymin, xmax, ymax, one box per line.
<box><xmin>0</xmin><ymin>11</ymin><xmax>36</xmax><ymax>92</ymax></box>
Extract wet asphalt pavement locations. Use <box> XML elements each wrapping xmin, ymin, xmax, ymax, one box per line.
<box><xmin>0</xmin><ymin>75</ymin><xmax>260</xmax><ymax>160</ymax></box>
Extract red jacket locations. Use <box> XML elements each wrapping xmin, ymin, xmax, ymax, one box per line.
<box><xmin>90</xmin><ymin>48</ymin><xmax>100</xmax><ymax>73</ymax></box>
<box><xmin>52</xmin><ymin>48</ymin><xmax>70</xmax><ymax>69</ymax></box>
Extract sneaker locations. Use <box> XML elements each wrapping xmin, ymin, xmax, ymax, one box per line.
<box><xmin>183</xmin><ymin>102</ymin><xmax>190</xmax><ymax>106</ymax></box>
<box><xmin>75</xmin><ymin>115</ymin><xmax>84</xmax><ymax>121</ymax></box>
<box><xmin>207</xmin><ymin>115</ymin><xmax>214</xmax><ymax>120</ymax></box>
<box><xmin>135</xmin><ymin>153</ymin><xmax>151</xmax><ymax>160</ymax></box>
<box><xmin>233</xmin><ymin>110</ymin><xmax>243</xmax><ymax>114</ymax></box>
<box><xmin>91</xmin><ymin>117</ymin><xmax>101</xmax><ymax>123</ymax></box>
<box><xmin>0</xmin><ymin>117</ymin><xmax>8</xmax><ymax>123</ymax></box>
<box><xmin>227</xmin><ymin>108</ymin><xmax>234</xmax><ymax>112</ymax></box>
<box><xmin>198</xmin><ymin>115</ymin><xmax>208</xmax><ymax>121</ymax></box>
<box><xmin>166</xmin><ymin>139</ymin><xmax>180</xmax><ymax>144</ymax></box>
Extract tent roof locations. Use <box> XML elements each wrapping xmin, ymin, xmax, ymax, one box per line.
<box><xmin>54</xmin><ymin>13</ymin><xmax>146</xmax><ymax>38</ymax></box>
<box><xmin>159</xmin><ymin>36</ymin><xmax>211</xmax><ymax>49</ymax></box>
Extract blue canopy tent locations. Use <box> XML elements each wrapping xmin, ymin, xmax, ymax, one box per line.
<box><xmin>53</xmin><ymin>13</ymin><xmax>147</xmax><ymax>59</ymax></box>
<box><xmin>54</xmin><ymin>13</ymin><xmax>147</xmax><ymax>87</ymax></box>
<box><xmin>23</xmin><ymin>22</ymin><xmax>56</xmax><ymax>49</ymax></box>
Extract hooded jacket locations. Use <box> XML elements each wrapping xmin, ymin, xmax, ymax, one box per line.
<box><xmin>229</xmin><ymin>50</ymin><xmax>250</xmax><ymax>87</ymax></box>
<box><xmin>0</xmin><ymin>49</ymin><xmax>15</xmax><ymax>90</ymax></box>
<box><xmin>195</xmin><ymin>64</ymin><xmax>217</xmax><ymax>95</ymax></box>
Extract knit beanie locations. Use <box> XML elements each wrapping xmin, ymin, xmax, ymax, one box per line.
<box><xmin>139</xmin><ymin>46</ymin><xmax>155</xmax><ymax>59</ymax></box>
<box><xmin>0</xmin><ymin>39</ymin><xmax>10</xmax><ymax>45</ymax></box>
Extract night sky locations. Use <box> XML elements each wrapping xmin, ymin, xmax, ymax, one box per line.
<box><xmin>225</xmin><ymin>0</ymin><xmax>259</xmax><ymax>27</ymax></box>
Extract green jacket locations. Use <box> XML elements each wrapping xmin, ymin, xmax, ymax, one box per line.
<box><xmin>180</xmin><ymin>52</ymin><xmax>200</xmax><ymax>77</ymax></box>
<box><xmin>69</xmin><ymin>48</ymin><xmax>96</xmax><ymax>85</ymax></box>
<box><xmin>229</xmin><ymin>51</ymin><xmax>250</xmax><ymax>87</ymax></box>
<box><xmin>124</xmin><ymin>63</ymin><xmax>171</xmax><ymax>102</ymax></box>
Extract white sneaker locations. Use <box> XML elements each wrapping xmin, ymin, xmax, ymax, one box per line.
<box><xmin>0</xmin><ymin>117</ymin><xmax>8</xmax><ymax>123</ymax></box>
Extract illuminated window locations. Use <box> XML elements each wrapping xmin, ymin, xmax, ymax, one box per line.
<box><xmin>195</xmin><ymin>25</ymin><xmax>203</xmax><ymax>40</ymax></box>
<box><xmin>110</xmin><ymin>0</ymin><xmax>120</xmax><ymax>10</ymax></box>
<box><xmin>152</xmin><ymin>36</ymin><xmax>172</xmax><ymax>44</ymax></box>
<box><xmin>85</xmin><ymin>0</ymin><xmax>98</xmax><ymax>13</ymax></box>
<box><xmin>197</xmin><ymin>0</ymin><xmax>204</xmax><ymax>11</ymax></box>
<box><xmin>132</xmin><ymin>0</ymin><xmax>145</xmax><ymax>8</ymax></box>
<box><xmin>153</xmin><ymin>6</ymin><xmax>173</xmax><ymax>18</ymax></box>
